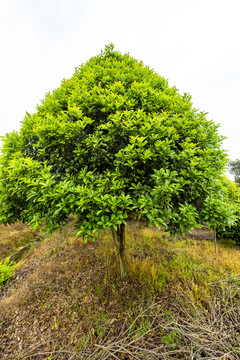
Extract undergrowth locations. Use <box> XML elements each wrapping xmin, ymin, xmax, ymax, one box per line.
<box><xmin>0</xmin><ymin>220</ymin><xmax>239</xmax><ymax>359</ymax></box>
<box><xmin>0</xmin><ymin>223</ymin><xmax>37</xmax><ymax>261</ymax></box>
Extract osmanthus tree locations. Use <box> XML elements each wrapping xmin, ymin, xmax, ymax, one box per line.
<box><xmin>201</xmin><ymin>176</ymin><xmax>237</xmax><ymax>259</ymax></box>
<box><xmin>0</xmin><ymin>44</ymin><xmax>235</xmax><ymax>279</ymax></box>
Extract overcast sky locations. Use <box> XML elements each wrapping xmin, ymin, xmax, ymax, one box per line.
<box><xmin>0</xmin><ymin>0</ymin><xmax>240</xmax><ymax>162</ymax></box>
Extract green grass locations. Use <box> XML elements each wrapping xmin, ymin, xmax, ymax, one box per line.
<box><xmin>0</xmin><ymin>259</ymin><xmax>14</xmax><ymax>285</ymax></box>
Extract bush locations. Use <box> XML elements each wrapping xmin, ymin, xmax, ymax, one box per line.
<box><xmin>216</xmin><ymin>176</ymin><xmax>240</xmax><ymax>245</ymax></box>
<box><xmin>217</xmin><ymin>215</ymin><xmax>240</xmax><ymax>245</ymax></box>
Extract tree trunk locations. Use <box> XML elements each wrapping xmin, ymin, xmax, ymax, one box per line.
<box><xmin>214</xmin><ymin>227</ymin><xmax>218</xmax><ymax>261</ymax></box>
<box><xmin>111</xmin><ymin>223</ymin><xmax>127</xmax><ymax>280</ymax></box>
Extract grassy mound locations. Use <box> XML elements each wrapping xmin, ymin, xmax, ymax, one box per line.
<box><xmin>0</xmin><ymin>223</ymin><xmax>38</xmax><ymax>261</ymax></box>
<box><xmin>0</xmin><ymin>221</ymin><xmax>240</xmax><ymax>359</ymax></box>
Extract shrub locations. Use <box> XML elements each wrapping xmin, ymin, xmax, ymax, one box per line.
<box><xmin>216</xmin><ymin>176</ymin><xmax>240</xmax><ymax>245</ymax></box>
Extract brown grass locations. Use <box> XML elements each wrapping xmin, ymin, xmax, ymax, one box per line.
<box><xmin>0</xmin><ymin>220</ymin><xmax>240</xmax><ymax>359</ymax></box>
<box><xmin>0</xmin><ymin>223</ymin><xmax>38</xmax><ymax>261</ymax></box>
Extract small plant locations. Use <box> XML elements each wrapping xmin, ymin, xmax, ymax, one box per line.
<box><xmin>131</xmin><ymin>320</ymin><xmax>151</xmax><ymax>340</ymax></box>
<box><xmin>0</xmin><ymin>258</ymin><xmax>14</xmax><ymax>285</ymax></box>
<box><xmin>162</xmin><ymin>329</ymin><xmax>182</xmax><ymax>349</ymax></box>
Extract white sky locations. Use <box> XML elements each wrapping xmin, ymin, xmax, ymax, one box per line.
<box><xmin>0</xmin><ymin>0</ymin><xmax>240</xmax><ymax>161</ymax></box>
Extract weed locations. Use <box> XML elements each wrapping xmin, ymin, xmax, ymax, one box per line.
<box><xmin>0</xmin><ymin>258</ymin><xmax>14</xmax><ymax>285</ymax></box>
<box><xmin>131</xmin><ymin>320</ymin><xmax>151</xmax><ymax>340</ymax></box>
<box><xmin>162</xmin><ymin>329</ymin><xmax>182</xmax><ymax>349</ymax></box>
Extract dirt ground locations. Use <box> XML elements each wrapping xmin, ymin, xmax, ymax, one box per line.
<box><xmin>186</xmin><ymin>226</ymin><xmax>214</xmax><ymax>241</ymax></box>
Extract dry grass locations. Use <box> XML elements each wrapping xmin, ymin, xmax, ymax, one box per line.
<box><xmin>0</xmin><ymin>223</ymin><xmax>38</xmax><ymax>261</ymax></box>
<box><xmin>0</xmin><ymin>220</ymin><xmax>240</xmax><ymax>359</ymax></box>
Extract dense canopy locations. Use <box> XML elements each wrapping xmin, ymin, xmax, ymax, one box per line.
<box><xmin>0</xmin><ymin>44</ymin><xmax>230</xmax><ymax>240</ymax></box>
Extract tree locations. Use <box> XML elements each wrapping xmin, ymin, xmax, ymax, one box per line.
<box><xmin>216</xmin><ymin>175</ymin><xmax>240</xmax><ymax>245</ymax></box>
<box><xmin>228</xmin><ymin>159</ymin><xmax>240</xmax><ymax>184</ymax></box>
<box><xmin>201</xmin><ymin>176</ymin><xmax>237</xmax><ymax>259</ymax></box>
<box><xmin>0</xmin><ymin>44</ymin><xmax>233</xmax><ymax>279</ymax></box>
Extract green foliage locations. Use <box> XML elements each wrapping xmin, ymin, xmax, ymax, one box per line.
<box><xmin>216</xmin><ymin>176</ymin><xmax>240</xmax><ymax>244</ymax></box>
<box><xmin>162</xmin><ymin>329</ymin><xmax>182</xmax><ymax>349</ymax></box>
<box><xmin>218</xmin><ymin>221</ymin><xmax>240</xmax><ymax>245</ymax></box>
<box><xmin>0</xmin><ymin>44</ymin><xmax>232</xmax><ymax>239</ymax></box>
<box><xmin>220</xmin><ymin>175</ymin><xmax>240</xmax><ymax>202</ymax></box>
<box><xmin>0</xmin><ymin>258</ymin><xmax>14</xmax><ymax>285</ymax></box>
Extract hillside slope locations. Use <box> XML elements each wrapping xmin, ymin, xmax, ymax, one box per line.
<box><xmin>0</xmin><ymin>220</ymin><xmax>240</xmax><ymax>359</ymax></box>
